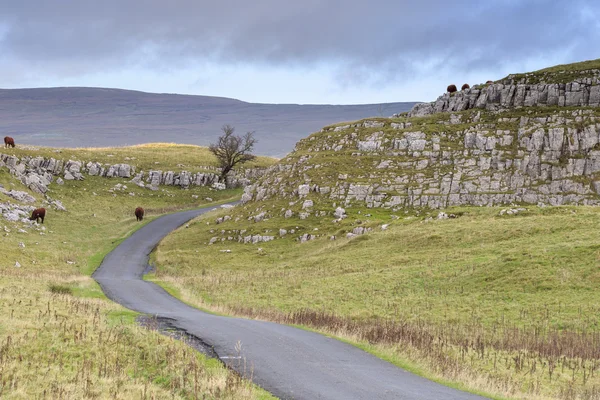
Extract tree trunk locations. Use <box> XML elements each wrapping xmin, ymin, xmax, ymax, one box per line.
<box><xmin>220</xmin><ymin>165</ymin><xmax>232</xmax><ymax>181</ymax></box>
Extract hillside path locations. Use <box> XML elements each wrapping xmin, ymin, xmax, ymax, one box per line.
<box><xmin>93</xmin><ymin>205</ymin><xmax>486</xmax><ymax>400</ymax></box>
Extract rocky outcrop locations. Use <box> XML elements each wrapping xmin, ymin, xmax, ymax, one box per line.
<box><xmin>0</xmin><ymin>188</ymin><xmax>36</xmax><ymax>203</ymax></box>
<box><xmin>0</xmin><ymin>153</ymin><xmax>266</xmax><ymax>193</ymax></box>
<box><xmin>410</xmin><ymin>75</ymin><xmax>600</xmax><ymax>117</ymax></box>
<box><xmin>0</xmin><ymin>202</ymin><xmax>36</xmax><ymax>224</ymax></box>
<box><xmin>243</xmin><ymin>110</ymin><xmax>600</xmax><ymax>209</ymax></box>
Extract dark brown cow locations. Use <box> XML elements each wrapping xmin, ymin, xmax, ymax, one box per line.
<box><xmin>4</xmin><ymin>136</ymin><xmax>15</xmax><ymax>148</ymax></box>
<box><xmin>486</xmin><ymin>80</ymin><xmax>494</xmax><ymax>84</ymax></box>
<box><xmin>135</xmin><ymin>207</ymin><xmax>144</xmax><ymax>221</ymax></box>
<box><xmin>447</xmin><ymin>84</ymin><xmax>457</xmax><ymax>93</ymax></box>
<box><xmin>30</xmin><ymin>208</ymin><xmax>46</xmax><ymax>224</ymax></box>
<box><xmin>461</xmin><ymin>83</ymin><xmax>470</xmax><ymax>90</ymax></box>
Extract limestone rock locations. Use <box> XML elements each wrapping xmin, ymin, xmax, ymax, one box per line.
<box><xmin>300</xmin><ymin>233</ymin><xmax>315</xmax><ymax>243</ymax></box>
<box><xmin>298</xmin><ymin>184</ymin><xmax>310</xmax><ymax>197</ymax></box>
<box><xmin>333</xmin><ymin>207</ymin><xmax>346</xmax><ymax>219</ymax></box>
<box><xmin>253</xmin><ymin>212</ymin><xmax>266</xmax><ymax>223</ymax></box>
<box><xmin>408</xmin><ymin>77</ymin><xmax>600</xmax><ymax>117</ymax></box>
<box><xmin>51</xmin><ymin>200</ymin><xmax>67</xmax><ymax>211</ymax></box>
<box><xmin>302</xmin><ymin>200</ymin><xmax>314</xmax><ymax>209</ymax></box>
<box><xmin>0</xmin><ymin>189</ymin><xmax>35</xmax><ymax>203</ymax></box>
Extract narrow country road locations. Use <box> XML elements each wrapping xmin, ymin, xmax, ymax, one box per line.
<box><xmin>93</xmin><ymin>205</ymin><xmax>486</xmax><ymax>400</ymax></box>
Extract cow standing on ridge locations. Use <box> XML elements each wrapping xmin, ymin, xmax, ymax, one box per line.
<box><xmin>4</xmin><ymin>136</ymin><xmax>15</xmax><ymax>148</ymax></box>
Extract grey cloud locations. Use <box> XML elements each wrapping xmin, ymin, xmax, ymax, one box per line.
<box><xmin>1</xmin><ymin>0</ymin><xmax>599</xmax><ymax>82</ymax></box>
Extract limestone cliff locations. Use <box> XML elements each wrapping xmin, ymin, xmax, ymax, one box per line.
<box><xmin>241</xmin><ymin>60</ymin><xmax>600</xmax><ymax>211</ymax></box>
<box><xmin>243</xmin><ymin>109</ymin><xmax>600</xmax><ymax>210</ymax></box>
<box><xmin>410</xmin><ymin>69</ymin><xmax>600</xmax><ymax>117</ymax></box>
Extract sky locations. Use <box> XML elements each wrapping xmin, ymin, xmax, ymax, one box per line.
<box><xmin>1</xmin><ymin>0</ymin><xmax>599</xmax><ymax>105</ymax></box>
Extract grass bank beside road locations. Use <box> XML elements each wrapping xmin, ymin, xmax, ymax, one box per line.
<box><xmin>154</xmin><ymin>203</ymin><xmax>600</xmax><ymax>400</ymax></box>
<box><xmin>0</xmin><ymin>145</ymin><xmax>274</xmax><ymax>399</ymax></box>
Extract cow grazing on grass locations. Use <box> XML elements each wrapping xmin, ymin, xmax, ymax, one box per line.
<box><xmin>135</xmin><ymin>207</ymin><xmax>144</xmax><ymax>221</ymax></box>
<box><xmin>447</xmin><ymin>84</ymin><xmax>457</xmax><ymax>93</ymax></box>
<box><xmin>4</xmin><ymin>136</ymin><xmax>15</xmax><ymax>148</ymax></box>
<box><xmin>486</xmin><ymin>80</ymin><xmax>494</xmax><ymax>84</ymax></box>
<box><xmin>461</xmin><ymin>83</ymin><xmax>470</xmax><ymax>90</ymax></box>
<box><xmin>30</xmin><ymin>208</ymin><xmax>46</xmax><ymax>224</ymax></box>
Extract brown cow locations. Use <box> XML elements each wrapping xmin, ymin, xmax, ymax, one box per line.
<box><xmin>135</xmin><ymin>207</ymin><xmax>144</xmax><ymax>221</ymax></box>
<box><xmin>30</xmin><ymin>208</ymin><xmax>46</xmax><ymax>224</ymax></box>
<box><xmin>461</xmin><ymin>83</ymin><xmax>470</xmax><ymax>90</ymax></box>
<box><xmin>4</xmin><ymin>136</ymin><xmax>15</xmax><ymax>148</ymax></box>
<box><xmin>447</xmin><ymin>84</ymin><xmax>457</xmax><ymax>93</ymax></box>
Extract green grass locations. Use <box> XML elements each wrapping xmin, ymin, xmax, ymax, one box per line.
<box><xmin>503</xmin><ymin>58</ymin><xmax>600</xmax><ymax>84</ymax></box>
<box><xmin>107</xmin><ymin>309</ymin><xmax>140</xmax><ymax>325</ymax></box>
<box><xmin>535</xmin><ymin>58</ymin><xmax>600</xmax><ymax>74</ymax></box>
<box><xmin>0</xmin><ymin>145</ymin><xmax>274</xmax><ymax>399</ymax></box>
<box><xmin>154</xmin><ymin>201</ymin><xmax>600</xmax><ymax>399</ymax></box>
<box><xmin>156</xmin><ymin>205</ymin><xmax>600</xmax><ymax>328</ymax></box>
<box><xmin>3</xmin><ymin>142</ymin><xmax>276</xmax><ymax>172</ymax></box>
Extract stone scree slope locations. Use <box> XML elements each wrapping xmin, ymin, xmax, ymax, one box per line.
<box><xmin>0</xmin><ymin>153</ymin><xmax>265</xmax><ymax>194</ymax></box>
<box><xmin>242</xmin><ymin>112</ymin><xmax>600</xmax><ymax>210</ymax></box>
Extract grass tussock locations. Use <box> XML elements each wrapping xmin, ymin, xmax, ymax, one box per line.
<box><xmin>48</xmin><ymin>283</ymin><xmax>73</xmax><ymax>296</ymax></box>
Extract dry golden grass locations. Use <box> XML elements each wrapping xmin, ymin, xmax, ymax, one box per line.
<box><xmin>0</xmin><ymin>271</ymin><xmax>265</xmax><ymax>399</ymax></box>
<box><xmin>4</xmin><ymin>142</ymin><xmax>277</xmax><ymax>173</ymax></box>
<box><xmin>0</xmin><ymin>145</ymin><xmax>275</xmax><ymax>399</ymax></box>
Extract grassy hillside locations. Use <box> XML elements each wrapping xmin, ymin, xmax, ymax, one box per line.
<box><xmin>0</xmin><ymin>145</ymin><xmax>275</xmax><ymax>399</ymax></box>
<box><xmin>155</xmin><ymin>201</ymin><xmax>600</xmax><ymax>399</ymax></box>
<box><xmin>503</xmin><ymin>57</ymin><xmax>600</xmax><ymax>84</ymax></box>
<box><xmin>241</xmin><ymin>106</ymin><xmax>600</xmax><ymax>211</ymax></box>
<box><xmin>153</xmin><ymin>77</ymin><xmax>600</xmax><ymax>400</ymax></box>
<box><xmin>4</xmin><ymin>142</ymin><xmax>276</xmax><ymax>172</ymax></box>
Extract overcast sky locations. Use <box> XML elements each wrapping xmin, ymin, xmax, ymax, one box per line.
<box><xmin>1</xmin><ymin>1</ymin><xmax>599</xmax><ymax>104</ymax></box>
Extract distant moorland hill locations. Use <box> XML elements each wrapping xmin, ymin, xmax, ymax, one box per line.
<box><xmin>0</xmin><ymin>87</ymin><xmax>415</xmax><ymax>157</ymax></box>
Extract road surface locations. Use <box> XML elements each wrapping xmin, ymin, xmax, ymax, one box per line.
<box><xmin>93</xmin><ymin>205</ymin><xmax>486</xmax><ymax>400</ymax></box>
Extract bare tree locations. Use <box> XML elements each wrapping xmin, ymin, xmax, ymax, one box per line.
<box><xmin>209</xmin><ymin>124</ymin><xmax>257</xmax><ymax>181</ymax></box>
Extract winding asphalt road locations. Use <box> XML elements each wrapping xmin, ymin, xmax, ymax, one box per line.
<box><xmin>93</xmin><ymin>205</ymin><xmax>486</xmax><ymax>400</ymax></box>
